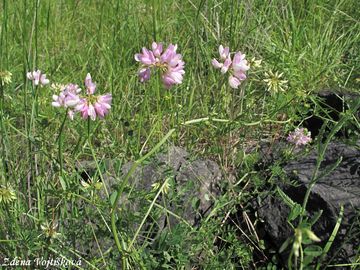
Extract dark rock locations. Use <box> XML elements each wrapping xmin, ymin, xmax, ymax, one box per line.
<box><xmin>256</xmin><ymin>141</ymin><xmax>360</xmax><ymax>266</ymax></box>
<box><xmin>303</xmin><ymin>90</ymin><xmax>360</xmax><ymax>138</ymax></box>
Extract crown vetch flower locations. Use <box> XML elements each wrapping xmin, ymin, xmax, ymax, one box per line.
<box><xmin>135</xmin><ymin>42</ymin><xmax>185</xmax><ymax>88</ymax></box>
<box><xmin>212</xmin><ymin>45</ymin><xmax>250</xmax><ymax>89</ymax></box>
<box><xmin>287</xmin><ymin>128</ymin><xmax>312</xmax><ymax>146</ymax></box>
<box><xmin>74</xmin><ymin>73</ymin><xmax>112</xmax><ymax>120</ymax></box>
<box><xmin>27</xmin><ymin>70</ymin><xmax>50</xmax><ymax>86</ymax></box>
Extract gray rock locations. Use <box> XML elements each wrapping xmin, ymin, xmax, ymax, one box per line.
<box><xmin>120</xmin><ymin>146</ymin><xmax>222</xmax><ymax>226</ymax></box>
<box><xmin>74</xmin><ymin>146</ymin><xmax>223</xmax><ymax>240</ymax></box>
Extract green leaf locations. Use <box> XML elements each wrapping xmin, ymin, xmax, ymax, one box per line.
<box><xmin>304</xmin><ymin>245</ymin><xmax>323</xmax><ymax>257</ymax></box>
<box><xmin>191</xmin><ymin>198</ymin><xmax>200</xmax><ymax>210</ymax></box>
<box><xmin>288</xmin><ymin>203</ymin><xmax>302</xmax><ymax>221</ymax></box>
<box><xmin>110</xmin><ymin>191</ymin><xmax>118</xmax><ymax>206</ymax></box>
<box><xmin>309</xmin><ymin>210</ymin><xmax>323</xmax><ymax>226</ymax></box>
<box><xmin>315</xmin><ymin>157</ymin><xmax>342</xmax><ymax>182</ymax></box>
<box><xmin>317</xmin><ymin>205</ymin><xmax>344</xmax><ymax>269</ymax></box>
<box><xmin>303</xmin><ymin>254</ymin><xmax>316</xmax><ymax>267</ymax></box>
<box><xmin>276</xmin><ymin>186</ymin><xmax>296</xmax><ymax>208</ymax></box>
<box><xmin>276</xmin><ymin>187</ymin><xmax>303</xmax><ymax>221</ymax></box>
<box><xmin>59</xmin><ymin>176</ymin><xmax>67</xmax><ymax>191</ymax></box>
<box><xmin>279</xmin><ymin>237</ymin><xmax>292</xmax><ymax>253</ymax></box>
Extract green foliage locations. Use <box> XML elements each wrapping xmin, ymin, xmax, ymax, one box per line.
<box><xmin>0</xmin><ymin>0</ymin><xmax>359</xmax><ymax>269</ymax></box>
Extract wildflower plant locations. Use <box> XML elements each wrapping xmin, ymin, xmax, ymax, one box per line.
<box><xmin>80</xmin><ymin>178</ymin><xmax>103</xmax><ymax>191</ymax></box>
<box><xmin>52</xmin><ymin>74</ymin><xmax>112</xmax><ymax>121</ymax></box>
<box><xmin>50</xmin><ymin>74</ymin><xmax>112</xmax><ymax>180</ymax></box>
<box><xmin>135</xmin><ymin>42</ymin><xmax>185</xmax><ymax>88</ymax></box>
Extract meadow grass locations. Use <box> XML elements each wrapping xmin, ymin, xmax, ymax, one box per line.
<box><xmin>0</xmin><ymin>0</ymin><xmax>359</xmax><ymax>269</ymax></box>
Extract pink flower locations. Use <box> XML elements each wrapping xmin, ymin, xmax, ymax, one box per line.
<box><xmin>139</xmin><ymin>68</ymin><xmax>151</xmax><ymax>83</ymax></box>
<box><xmin>229</xmin><ymin>76</ymin><xmax>241</xmax><ymax>89</ymax></box>
<box><xmin>75</xmin><ymin>100</ymin><xmax>96</xmax><ymax>120</ymax></box>
<box><xmin>212</xmin><ymin>45</ymin><xmax>250</xmax><ymax>89</ymax></box>
<box><xmin>287</xmin><ymin>128</ymin><xmax>312</xmax><ymax>146</ymax></box>
<box><xmin>75</xmin><ymin>95</ymin><xmax>112</xmax><ymax>121</ymax></box>
<box><xmin>135</xmin><ymin>42</ymin><xmax>185</xmax><ymax>88</ymax></box>
<box><xmin>211</xmin><ymin>45</ymin><xmax>230</xmax><ymax>70</ymax></box>
<box><xmin>73</xmin><ymin>74</ymin><xmax>112</xmax><ymax>120</ymax></box>
<box><xmin>135</xmin><ymin>47</ymin><xmax>156</xmax><ymax>66</ymax></box>
<box><xmin>232</xmin><ymin>52</ymin><xmax>250</xmax><ymax>73</ymax></box>
<box><xmin>27</xmin><ymin>70</ymin><xmax>50</xmax><ymax>86</ymax></box>
<box><xmin>219</xmin><ymin>45</ymin><xmax>230</xmax><ymax>60</ymax></box>
<box><xmin>94</xmin><ymin>94</ymin><xmax>112</xmax><ymax>118</ymax></box>
<box><xmin>52</xmin><ymin>83</ymin><xmax>81</xmax><ymax>109</ymax></box>
<box><xmin>85</xmin><ymin>73</ymin><xmax>96</xmax><ymax>94</ymax></box>
<box><xmin>152</xmin><ymin>42</ymin><xmax>163</xmax><ymax>57</ymax></box>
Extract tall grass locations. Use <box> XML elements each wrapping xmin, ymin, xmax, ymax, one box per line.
<box><xmin>0</xmin><ymin>0</ymin><xmax>359</xmax><ymax>269</ymax></box>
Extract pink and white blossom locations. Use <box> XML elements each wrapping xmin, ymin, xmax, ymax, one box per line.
<box><xmin>287</xmin><ymin>128</ymin><xmax>312</xmax><ymax>146</ymax></box>
<box><xmin>135</xmin><ymin>47</ymin><xmax>156</xmax><ymax>66</ymax></box>
<box><xmin>75</xmin><ymin>94</ymin><xmax>112</xmax><ymax>121</ymax></box>
<box><xmin>85</xmin><ymin>73</ymin><xmax>96</xmax><ymax>94</ymax></box>
<box><xmin>212</xmin><ymin>45</ymin><xmax>250</xmax><ymax>89</ymax></box>
<box><xmin>139</xmin><ymin>68</ymin><xmax>151</xmax><ymax>83</ymax></box>
<box><xmin>73</xmin><ymin>74</ymin><xmax>112</xmax><ymax>120</ymax></box>
<box><xmin>52</xmin><ymin>74</ymin><xmax>111</xmax><ymax>121</ymax></box>
<box><xmin>232</xmin><ymin>52</ymin><xmax>250</xmax><ymax>73</ymax></box>
<box><xmin>219</xmin><ymin>45</ymin><xmax>230</xmax><ymax>60</ymax></box>
<box><xmin>27</xmin><ymin>70</ymin><xmax>50</xmax><ymax>86</ymax></box>
<box><xmin>135</xmin><ymin>42</ymin><xmax>185</xmax><ymax>88</ymax></box>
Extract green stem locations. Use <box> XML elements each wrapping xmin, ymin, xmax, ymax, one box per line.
<box><xmin>0</xmin><ymin>84</ymin><xmax>6</xmax><ymax>175</ymax></box>
<box><xmin>58</xmin><ymin>110</ymin><xmax>68</xmax><ymax>177</ymax></box>
<box><xmin>87</xmin><ymin>117</ymin><xmax>91</xmax><ymax>141</ymax></box>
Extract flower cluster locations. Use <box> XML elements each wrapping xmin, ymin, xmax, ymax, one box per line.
<box><xmin>287</xmin><ymin>128</ymin><xmax>312</xmax><ymax>146</ymax></box>
<box><xmin>52</xmin><ymin>84</ymin><xmax>81</xmax><ymax>108</ymax></box>
<box><xmin>135</xmin><ymin>42</ymin><xmax>185</xmax><ymax>88</ymax></box>
<box><xmin>51</xmin><ymin>73</ymin><xmax>112</xmax><ymax>120</ymax></box>
<box><xmin>52</xmin><ymin>84</ymin><xmax>81</xmax><ymax>120</ymax></box>
<box><xmin>27</xmin><ymin>70</ymin><xmax>49</xmax><ymax>86</ymax></box>
<box><xmin>43</xmin><ymin>43</ymin><xmax>255</xmax><ymax>121</ymax></box>
<box><xmin>212</xmin><ymin>45</ymin><xmax>250</xmax><ymax>89</ymax></box>
<box><xmin>75</xmin><ymin>73</ymin><xmax>112</xmax><ymax>120</ymax></box>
